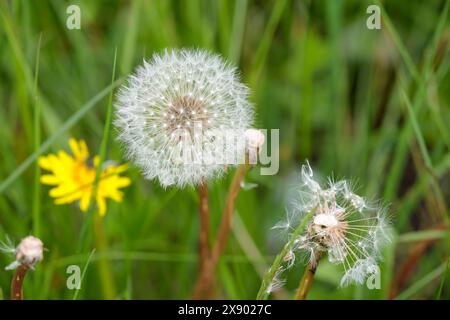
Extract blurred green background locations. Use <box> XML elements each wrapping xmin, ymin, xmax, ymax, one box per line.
<box><xmin>0</xmin><ymin>0</ymin><xmax>449</xmax><ymax>299</ymax></box>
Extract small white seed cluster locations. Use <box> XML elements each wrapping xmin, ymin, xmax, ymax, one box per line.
<box><xmin>15</xmin><ymin>236</ymin><xmax>44</xmax><ymax>269</ymax></box>
<box><xmin>2</xmin><ymin>235</ymin><xmax>44</xmax><ymax>271</ymax></box>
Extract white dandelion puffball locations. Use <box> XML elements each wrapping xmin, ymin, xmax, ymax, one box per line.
<box><xmin>115</xmin><ymin>49</ymin><xmax>254</xmax><ymax>187</ymax></box>
<box><xmin>274</xmin><ymin>162</ymin><xmax>390</xmax><ymax>287</ymax></box>
<box><xmin>5</xmin><ymin>236</ymin><xmax>44</xmax><ymax>270</ymax></box>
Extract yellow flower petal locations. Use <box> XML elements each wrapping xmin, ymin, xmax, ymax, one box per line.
<box><xmin>40</xmin><ymin>138</ymin><xmax>130</xmax><ymax>216</ymax></box>
<box><xmin>40</xmin><ymin>174</ymin><xmax>59</xmax><ymax>185</ymax></box>
<box><xmin>69</xmin><ymin>138</ymin><xmax>80</xmax><ymax>157</ymax></box>
<box><xmin>54</xmin><ymin>191</ymin><xmax>82</xmax><ymax>204</ymax></box>
<box><xmin>80</xmin><ymin>192</ymin><xmax>91</xmax><ymax>212</ymax></box>
<box><xmin>109</xmin><ymin>163</ymin><xmax>129</xmax><ymax>174</ymax></box>
<box><xmin>38</xmin><ymin>156</ymin><xmax>53</xmax><ymax>171</ymax></box>
<box><xmin>107</xmin><ymin>190</ymin><xmax>123</xmax><ymax>202</ymax></box>
<box><xmin>93</xmin><ymin>155</ymin><xmax>100</xmax><ymax>167</ymax></box>
<box><xmin>79</xmin><ymin>139</ymin><xmax>89</xmax><ymax>160</ymax></box>
<box><xmin>116</xmin><ymin>177</ymin><xmax>131</xmax><ymax>188</ymax></box>
<box><xmin>97</xmin><ymin>195</ymin><xmax>107</xmax><ymax>216</ymax></box>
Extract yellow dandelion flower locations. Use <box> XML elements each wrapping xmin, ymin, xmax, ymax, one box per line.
<box><xmin>39</xmin><ymin>138</ymin><xmax>131</xmax><ymax>216</ymax></box>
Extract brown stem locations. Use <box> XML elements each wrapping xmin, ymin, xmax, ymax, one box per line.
<box><xmin>295</xmin><ymin>254</ymin><xmax>321</xmax><ymax>300</ymax></box>
<box><xmin>198</xmin><ymin>181</ymin><xmax>210</xmax><ymax>273</ymax></box>
<box><xmin>193</xmin><ymin>163</ymin><xmax>249</xmax><ymax>299</ymax></box>
<box><xmin>11</xmin><ymin>265</ymin><xmax>29</xmax><ymax>300</ymax></box>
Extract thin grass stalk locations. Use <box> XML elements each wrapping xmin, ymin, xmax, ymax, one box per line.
<box><xmin>257</xmin><ymin>209</ymin><xmax>316</xmax><ymax>300</ymax></box>
<box><xmin>90</xmin><ymin>48</ymin><xmax>118</xmax><ymax>299</ymax></box>
<box><xmin>32</xmin><ymin>33</ymin><xmax>43</xmax><ymax>238</ymax></box>
<box><xmin>93</xmin><ymin>214</ymin><xmax>116</xmax><ymax>299</ymax></box>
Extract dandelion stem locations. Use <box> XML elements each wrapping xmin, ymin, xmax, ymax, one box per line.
<box><xmin>295</xmin><ymin>253</ymin><xmax>321</xmax><ymax>300</ymax></box>
<box><xmin>198</xmin><ymin>181</ymin><xmax>210</xmax><ymax>273</ymax></box>
<box><xmin>11</xmin><ymin>265</ymin><xmax>28</xmax><ymax>300</ymax></box>
<box><xmin>90</xmin><ymin>48</ymin><xmax>118</xmax><ymax>300</ymax></box>
<box><xmin>93</xmin><ymin>214</ymin><xmax>117</xmax><ymax>299</ymax></box>
<box><xmin>256</xmin><ymin>209</ymin><xmax>316</xmax><ymax>300</ymax></box>
<box><xmin>193</xmin><ymin>162</ymin><xmax>249</xmax><ymax>298</ymax></box>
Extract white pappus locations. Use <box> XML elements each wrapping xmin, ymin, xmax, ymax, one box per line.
<box><xmin>114</xmin><ymin>48</ymin><xmax>254</xmax><ymax>188</ymax></box>
<box><xmin>275</xmin><ymin>161</ymin><xmax>390</xmax><ymax>288</ymax></box>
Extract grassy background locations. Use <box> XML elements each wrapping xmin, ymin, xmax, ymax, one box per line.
<box><xmin>0</xmin><ymin>0</ymin><xmax>449</xmax><ymax>299</ymax></box>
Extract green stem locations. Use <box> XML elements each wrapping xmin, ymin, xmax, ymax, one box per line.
<box><xmin>94</xmin><ymin>215</ymin><xmax>116</xmax><ymax>299</ymax></box>
<box><xmin>32</xmin><ymin>33</ymin><xmax>42</xmax><ymax>238</ymax></box>
<box><xmin>256</xmin><ymin>210</ymin><xmax>315</xmax><ymax>300</ymax></box>
<box><xmin>86</xmin><ymin>48</ymin><xmax>118</xmax><ymax>300</ymax></box>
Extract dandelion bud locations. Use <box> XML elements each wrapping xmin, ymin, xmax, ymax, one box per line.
<box><xmin>15</xmin><ymin>236</ymin><xmax>44</xmax><ymax>269</ymax></box>
<box><xmin>245</xmin><ymin>129</ymin><xmax>265</xmax><ymax>153</ymax></box>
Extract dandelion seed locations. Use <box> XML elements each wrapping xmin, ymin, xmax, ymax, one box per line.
<box><xmin>266</xmin><ymin>266</ymin><xmax>286</xmax><ymax>294</ymax></box>
<box><xmin>283</xmin><ymin>250</ymin><xmax>296</xmax><ymax>269</ymax></box>
<box><xmin>39</xmin><ymin>138</ymin><xmax>131</xmax><ymax>216</ymax></box>
<box><xmin>114</xmin><ymin>49</ymin><xmax>254</xmax><ymax>188</ymax></box>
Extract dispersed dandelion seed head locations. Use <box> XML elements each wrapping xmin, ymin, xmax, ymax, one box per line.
<box><xmin>114</xmin><ymin>48</ymin><xmax>254</xmax><ymax>188</ymax></box>
<box><xmin>274</xmin><ymin>161</ymin><xmax>391</xmax><ymax>287</ymax></box>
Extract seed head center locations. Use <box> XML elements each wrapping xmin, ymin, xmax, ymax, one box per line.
<box><xmin>314</xmin><ymin>213</ymin><xmax>339</xmax><ymax>228</ymax></box>
<box><xmin>165</xmin><ymin>95</ymin><xmax>210</xmax><ymax>135</ymax></box>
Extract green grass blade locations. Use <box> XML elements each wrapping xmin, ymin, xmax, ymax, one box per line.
<box><xmin>383</xmin><ymin>0</ymin><xmax>450</xmax><ymax>203</ymax></box>
<box><xmin>395</xmin><ymin>262</ymin><xmax>447</xmax><ymax>300</ymax></box>
<box><xmin>73</xmin><ymin>249</ymin><xmax>96</xmax><ymax>300</ymax></box>
<box><xmin>435</xmin><ymin>258</ymin><xmax>449</xmax><ymax>300</ymax></box>
<box><xmin>376</xmin><ymin>0</ymin><xmax>420</xmax><ymax>82</ymax></box>
<box><xmin>0</xmin><ymin>78</ymin><xmax>123</xmax><ymax>195</ymax></box>
<box><xmin>249</xmin><ymin>0</ymin><xmax>288</xmax><ymax>89</ymax></box>
<box><xmin>32</xmin><ymin>33</ymin><xmax>43</xmax><ymax>238</ymax></box>
<box><xmin>397</xmin><ymin>230</ymin><xmax>449</xmax><ymax>243</ymax></box>
<box><xmin>257</xmin><ymin>210</ymin><xmax>315</xmax><ymax>300</ymax></box>
<box><xmin>400</xmin><ymin>88</ymin><xmax>433</xmax><ymax>167</ymax></box>
<box><xmin>227</xmin><ymin>0</ymin><xmax>248</xmax><ymax>64</ymax></box>
<box><xmin>97</xmin><ymin>47</ymin><xmax>118</xmax><ymax>180</ymax></box>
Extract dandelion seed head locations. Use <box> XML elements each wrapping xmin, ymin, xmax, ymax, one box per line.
<box><xmin>15</xmin><ymin>236</ymin><xmax>44</xmax><ymax>269</ymax></box>
<box><xmin>4</xmin><ymin>236</ymin><xmax>44</xmax><ymax>271</ymax></box>
<box><xmin>276</xmin><ymin>161</ymin><xmax>390</xmax><ymax>287</ymax></box>
<box><xmin>115</xmin><ymin>49</ymin><xmax>254</xmax><ymax>188</ymax></box>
